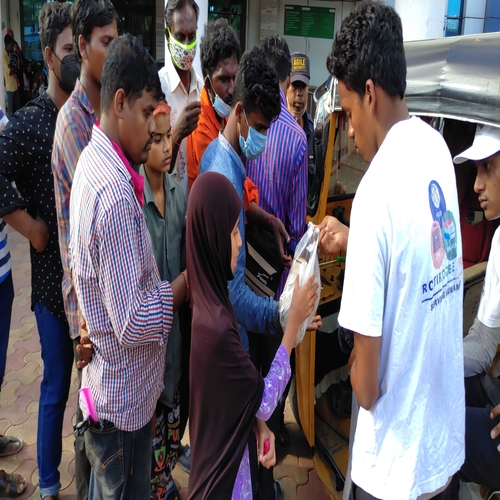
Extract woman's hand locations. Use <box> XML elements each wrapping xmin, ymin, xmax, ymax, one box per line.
<box><xmin>253</xmin><ymin>418</ymin><xmax>276</xmax><ymax>469</ymax></box>
<box><xmin>289</xmin><ymin>275</ymin><xmax>319</xmax><ymax>329</ymax></box>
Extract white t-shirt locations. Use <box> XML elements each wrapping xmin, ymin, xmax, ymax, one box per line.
<box><xmin>338</xmin><ymin>117</ymin><xmax>465</xmax><ymax>500</ymax></box>
<box><xmin>158</xmin><ymin>53</ymin><xmax>203</xmax><ymax>196</ymax></box>
<box><xmin>478</xmin><ymin>227</ymin><xmax>500</xmax><ymax>328</ymax></box>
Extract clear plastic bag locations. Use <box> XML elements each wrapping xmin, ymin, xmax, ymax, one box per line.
<box><xmin>279</xmin><ymin>222</ymin><xmax>321</xmax><ymax>347</ymax></box>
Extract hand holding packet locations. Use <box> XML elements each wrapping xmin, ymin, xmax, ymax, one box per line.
<box><xmin>279</xmin><ymin>222</ymin><xmax>321</xmax><ymax>347</ymax></box>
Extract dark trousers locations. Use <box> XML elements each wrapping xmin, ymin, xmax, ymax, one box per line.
<box><xmin>34</xmin><ymin>301</ymin><xmax>74</xmax><ymax>498</ymax></box>
<box><xmin>248</xmin><ymin>331</ymin><xmax>290</xmax><ymax>500</ymax></box>
<box><xmin>73</xmin><ymin>337</ymin><xmax>91</xmax><ymax>500</ymax></box>
<box><xmin>350</xmin><ymin>476</ymin><xmax>459</xmax><ymax>500</ymax></box>
<box><xmin>86</xmin><ymin>419</ymin><xmax>153</xmax><ymax>500</ymax></box>
<box><xmin>0</xmin><ymin>272</ymin><xmax>14</xmax><ymax>387</ymax></box>
<box><xmin>459</xmin><ymin>374</ymin><xmax>500</xmax><ymax>490</ymax></box>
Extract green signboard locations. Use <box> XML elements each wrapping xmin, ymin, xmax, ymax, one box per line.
<box><xmin>284</xmin><ymin>5</ymin><xmax>301</xmax><ymax>37</ymax></box>
<box><xmin>284</xmin><ymin>5</ymin><xmax>335</xmax><ymax>40</ymax></box>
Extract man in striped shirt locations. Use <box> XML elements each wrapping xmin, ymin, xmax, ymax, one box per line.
<box><xmin>69</xmin><ymin>35</ymin><xmax>187</xmax><ymax>499</ymax></box>
<box><xmin>245</xmin><ymin>35</ymin><xmax>308</xmax><ymax>500</ymax></box>
<box><xmin>51</xmin><ymin>2</ymin><xmax>118</xmax><ymax>495</ymax></box>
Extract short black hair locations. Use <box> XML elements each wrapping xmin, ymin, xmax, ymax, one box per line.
<box><xmin>71</xmin><ymin>0</ymin><xmax>118</xmax><ymax>65</ymax></box>
<box><xmin>38</xmin><ymin>2</ymin><xmax>71</xmax><ymax>56</ymax></box>
<box><xmin>326</xmin><ymin>0</ymin><xmax>406</xmax><ymax>100</ymax></box>
<box><xmin>200</xmin><ymin>18</ymin><xmax>241</xmax><ymax>79</ymax></box>
<box><xmin>4</xmin><ymin>34</ymin><xmax>13</xmax><ymax>47</ymax></box>
<box><xmin>165</xmin><ymin>0</ymin><xmax>199</xmax><ymax>29</ymax></box>
<box><xmin>260</xmin><ymin>35</ymin><xmax>291</xmax><ymax>83</ymax></box>
<box><xmin>232</xmin><ymin>46</ymin><xmax>281</xmax><ymax>123</ymax></box>
<box><xmin>101</xmin><ymin>34</ymin><xmax>163</xmax><ymax>113</ymax></box>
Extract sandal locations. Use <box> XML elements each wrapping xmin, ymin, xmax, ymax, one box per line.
<box><xmin>274</xmin><ymin>479</ymin><xmax>284</xmax><ymax>500</ymax></box>
<box><xmin>278</xmin><ymin>426</ymin><xmax>290</xmax><ymax>448</ymax></box>
<box><xmin>0</xmin><ymin>470</ymin><xmax>27</xmax><ymax>498</ymax></box>
<box><xmin>0</xmin><ymin>436</ymin><xmax>23</xmax><ymax>457</ymax></box>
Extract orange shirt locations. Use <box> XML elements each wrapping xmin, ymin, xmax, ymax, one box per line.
<box><xmin>188</xmin><ymin>87</ymin><xmax>258</xmax><ymax>211</ymax></box>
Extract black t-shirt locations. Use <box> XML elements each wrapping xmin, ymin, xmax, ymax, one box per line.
<box><xmin>0</xmin><ymin>94</ymin><xmax>66</xmax><ymax>321</ymax></box>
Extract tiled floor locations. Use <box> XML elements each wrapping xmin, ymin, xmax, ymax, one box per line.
<box><xmin>1</xmin><ymin>227</ymin><xmax>332</xmax><ymax>499</ymax></box>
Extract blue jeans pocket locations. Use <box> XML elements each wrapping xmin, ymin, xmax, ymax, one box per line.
<box><xmin>85</xmin><ymin>425</ymin><xmax>125</xmax><ymax>492</ymax></box>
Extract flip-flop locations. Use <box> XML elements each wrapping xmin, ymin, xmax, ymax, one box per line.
<box><xmin>274</xmin><ymin>480</ymin><xmax>284</xmax><ymax>500</ymax></box>
<box><xmin>0</xmin><ymin>436</ymin><xmax>23</xmax><ymax>457</ymax></box>
<box><xmin>0</xmin><ymin>470</ymin><xmax>27</xmax><ymax>498</ymax></box>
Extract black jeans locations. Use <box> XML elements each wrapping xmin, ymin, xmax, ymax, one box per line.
<box><xmin>459</xmin><ymin>374</ymin><xmax>500</xmax><ymax>490</ymax></box>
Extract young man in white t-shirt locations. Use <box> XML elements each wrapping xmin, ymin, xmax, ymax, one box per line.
<box><xmin>453</xmin><ymin>125</ymin><xmax>500</xmax><ymax>492</ymax></box>
<box><xmin>321</xmin><ymin>2</ymin><xmax>465</xmax><ymax>499</ymax></box>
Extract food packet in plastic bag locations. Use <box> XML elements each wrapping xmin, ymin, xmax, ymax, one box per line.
<box><xmin>279</xmin><ymin>222</ymin><xmax>321</xmax><ymax>347</ymax></box>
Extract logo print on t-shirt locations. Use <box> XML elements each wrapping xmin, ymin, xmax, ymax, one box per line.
<box><xmin>427</xmin><ymin>180</ymin><xmax>458</xmax><ymax>269</ymax></box>
<box><xmin>442</xmin><ymin>210</ymin><xmax>458</xmax><ymax>261</ymax></box>
<box><xmin>430</xmin><ymin>221</ymin><xmax>445</xmax><ymax>269</ymax></box>
<box><xmin>428</xmin><ymin>181</ymin><xmax>446</xmax><ymax>226</ymax></box>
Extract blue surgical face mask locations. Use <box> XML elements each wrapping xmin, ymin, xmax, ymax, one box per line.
<box><xmin>208</xmin><ymin>77</ymin><xmax>232</xmax><ymax>119</ymax></box>
<box><xmin>239</xmin><ymin>111</ymin><xmax>267</xmax><ymax>160</ymax></box>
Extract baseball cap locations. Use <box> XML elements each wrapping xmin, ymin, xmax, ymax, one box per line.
<box><xmin>453</xmin><ymin>124</ymin><xmax>500</xmax><ymax>164</ymax></box>
<box><xmin>290</xmin><ymin>52</ymin><xmax>310</xmax><ymax>86</ymax></box>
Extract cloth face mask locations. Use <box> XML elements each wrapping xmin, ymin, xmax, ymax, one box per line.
<box><xmin>168</xmin><ymin>28</ymin><xmax>197</xmax><ymax>71</ymax></box>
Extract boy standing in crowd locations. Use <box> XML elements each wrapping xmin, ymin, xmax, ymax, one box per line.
<box><xmin>140</xmin><ymin>100</ymin><xmax>187</xmax><ymax>499</ymax></box>
<box><xmin>0</xmin><ymin>4</ymin><xmax>77</xmax><ymax>498</ymax></box>
<box><xmin>453</xmin><ymin>125</ymin><xmax>500</xmax><ymax>492</ymax></box>
<box><xmin>321</xmin><ymin>2</ymin><xmax>465</xmax><ymax>498</ymax></box>
<box><xmin>69</xmin><ymin>34</ymin><xmax>187</xmax><ymax>499</ymax></box>
<box><xmin>52</xmin><ymin>1</ymin><xmax>118</xmax><ymax>496</ymax></box>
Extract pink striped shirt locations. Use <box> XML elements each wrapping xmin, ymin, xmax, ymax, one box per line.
<box><xmin>69</xmin><ymin>125</ymin><xmax>173</xmax><ymax>431</ymax></box>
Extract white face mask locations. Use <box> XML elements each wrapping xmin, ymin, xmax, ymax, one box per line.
<box><xmin>168</xmin><ymin>28</ymin><xmax>197</xmax><ymax>71</ymax></box>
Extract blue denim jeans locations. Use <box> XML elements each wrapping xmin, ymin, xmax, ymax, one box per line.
<box><xmin>34</xmin><ymin>301</ymin><xmax>73</xmax><ymax>499</ymax></box>
<box><xmin>86</xmin><ymin>419</ymin><xmax>153</xmax><ymax>500</ymax></box>
<box><xmin>0</xmin><ymin>272</ymin><xmax>14</xmax><ymax>387</ymax></box>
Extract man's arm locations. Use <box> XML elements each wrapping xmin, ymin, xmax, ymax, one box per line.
<box><xmin>350</xmin><ymin>333</ymin><xmax>381</xmax><ymax>410</ymax></box>
<box><xmin>317</xmin><ymin>216</ymin><xmax>349</xmax><ymax>255</ymax></box>
<box><xmin>0</xmin><ymin>109</ymin><xmax>49</xmax><ymax>251</ymax></box>
<box><xmin>96</xmin><ymin>198</ymin><xmax>178</xmax><ymax>347</ymax></box>
<box><xmin>464</xmin><ymin>317</ymin><xmax>500</xmax><ymax>377</ymax></box>
<box><xmin>171</xmin><ymin>101</ymin><xmax>201</xmax><ymax>172</ymax></box>
<box><xmin>229</xmin><ymin>231</ymin><xmax>281</xmax><ymax>335</ymax></box>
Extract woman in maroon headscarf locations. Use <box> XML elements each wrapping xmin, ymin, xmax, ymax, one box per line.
<box><xmin>186</xmin><ymin>172</ymin><xmax>318</xmax><ymax>499</ymax></box>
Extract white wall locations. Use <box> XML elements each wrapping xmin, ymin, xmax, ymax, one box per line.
<box><xmin>394</xmin><ymin>0</ymin><xmax>447</xmax><ymax>40</ymax></box>
<box><xmin>246</xmin><ymin>0</ymin><xmax>363</xmax><ymax>88</ymax></box>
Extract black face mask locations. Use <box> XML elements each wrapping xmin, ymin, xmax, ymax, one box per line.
<box><xmin>54</xmin><ymin>53</ymin><xmax>80</xmax><ymax>95</ymax></box>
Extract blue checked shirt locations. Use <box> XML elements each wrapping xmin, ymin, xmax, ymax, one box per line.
<box><xmin>70</xmin><ymin>125</ymin><xmax>174</xmax><ymax>431</ymax></box>
<box><xmin>199</xmin><ymin>133</ymin><xmax>281</xmax><ymax>352</ymax></box>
